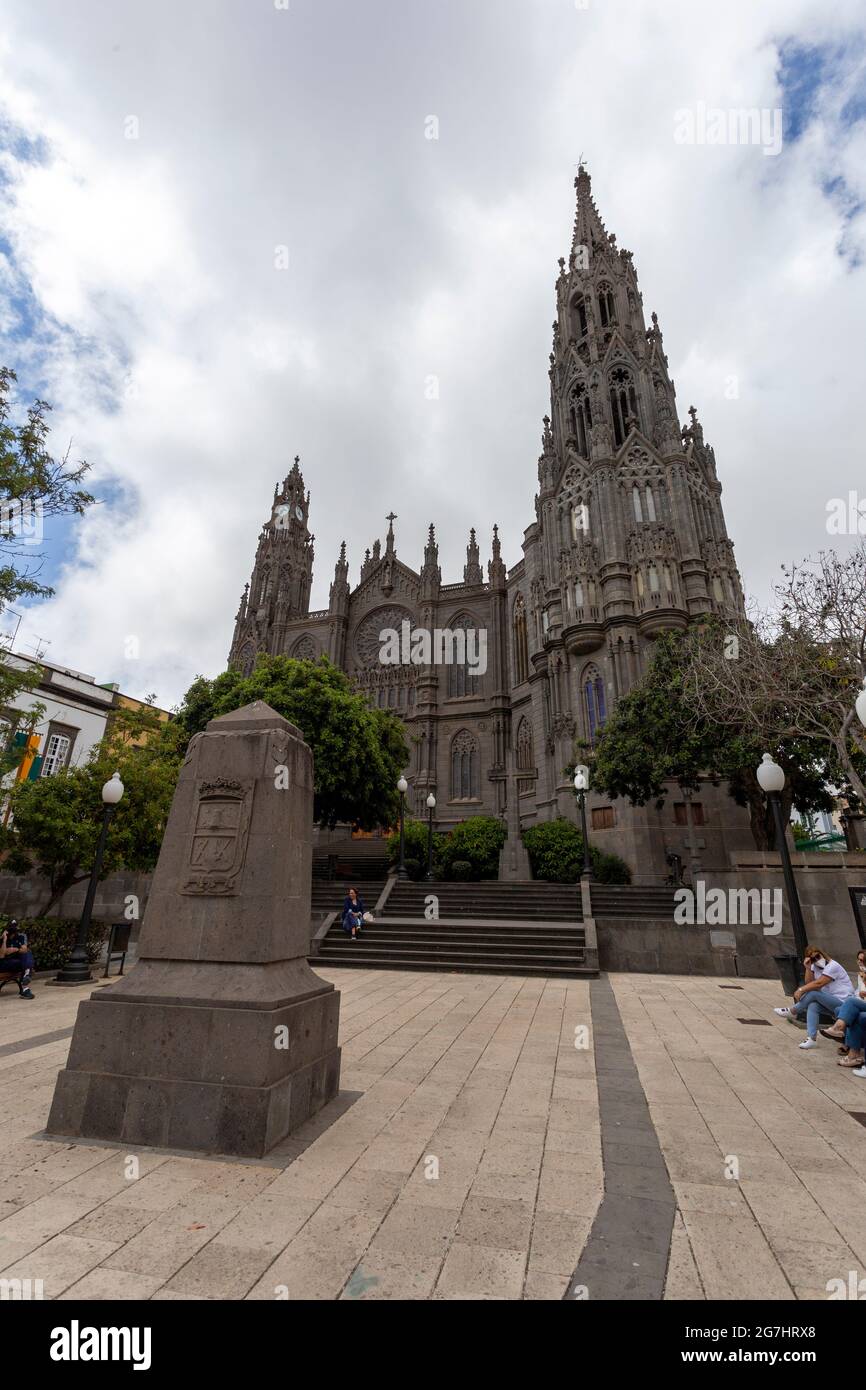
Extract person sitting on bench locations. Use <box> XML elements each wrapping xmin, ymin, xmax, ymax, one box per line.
<box><xmin>0</xmin><ymin>921</ymin><xmax>35</xmax><ymax>999</ymax></box>
<box><xmin>341</xmin><ymin>887</ymin><xmax>366</xmax><ymax>939</ymax></box>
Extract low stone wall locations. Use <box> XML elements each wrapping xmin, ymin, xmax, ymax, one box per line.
<box><xmin>0</xmin><ymin>871</ymin><xmax>153</xmax><ymax>939</ymax></box>
<box><xmin>596</xmin><ymin>918</ymin><xmax>780</xmax><ymax>978</ymax></box>
<box><xmin>717</xmin><ymin>852</ymin><xmax>866</xmax><ymax>964</ymax></box>
<box><xmin>597</xmin><ymin>852</ymin><xmax>866</xmax><ymax>978</ymax></box>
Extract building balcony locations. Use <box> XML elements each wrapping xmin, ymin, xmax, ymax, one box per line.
<box><xmin>636</xmin><ymin>591</ymin><xmax>688</xmax><ymax>638</ymax></box>
<box><xmin>561</xmin><ymin>610</ymin><xmax>605</xmax><ymax>655</ymax></box>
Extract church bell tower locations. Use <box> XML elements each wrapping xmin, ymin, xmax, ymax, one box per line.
<box><xmin>229</xmin><ymin>456</ymin><xmax>314</xmax><ymax>674</ymax></box>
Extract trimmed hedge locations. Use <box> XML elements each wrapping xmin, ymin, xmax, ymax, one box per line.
<box><xmin>522</xmin><ymin>818</ymin><xmax>631</xmax><ymax>885</ymax></box>
<box><xmin>0</xmin><ymin>916</ymin><xmax>108</xmax><ymax>972</ymax></box>
<box><xmin>449</xmin><ymin>859</ymin><xmax>474</xmax><ymax>882</ymax></box>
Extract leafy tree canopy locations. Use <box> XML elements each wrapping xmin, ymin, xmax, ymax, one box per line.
<box><xmin>175</xmin><ymin>654</ymin><xmax>409</xmax><ymax>830</ymax></box>
<box><xmin>587</xmin><ymin>627</ymin><xmax>835</xmax><ymax>850</ymax></box>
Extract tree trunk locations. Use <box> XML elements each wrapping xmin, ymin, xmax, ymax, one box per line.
<box><xmin>38</xmin><ymin>872</ymin><xmax>88</xmax><ymax>919</ymax></box>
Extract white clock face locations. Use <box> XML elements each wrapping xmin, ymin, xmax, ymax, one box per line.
<box><xmin>294</xmin><ymin>504</ymin><xmax>304</xmax><ymax>522</ymax></box>
<box><xmin>274</xmin><ymin>504</ymin><xmax>289</xmax><ymax>528</ymax></box>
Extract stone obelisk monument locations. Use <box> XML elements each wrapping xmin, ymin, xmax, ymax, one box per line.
<box><xmin>47</xmin><ymin>702</ymin><xmax>341</xmax><ymax>1157</ymax></box>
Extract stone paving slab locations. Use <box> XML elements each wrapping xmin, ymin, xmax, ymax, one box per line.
<box><xmin>610</xmin><ymin>974</ymin><xmax>866</xmax><ymax>1301</ymax></box>
<box><xmin>0</xmin><ymin>968</ymin><xmax>864</xmax><ymax>1299</ymax></box>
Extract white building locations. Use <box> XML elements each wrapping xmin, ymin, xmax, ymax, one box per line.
<box><xmin>1</xmin><ymin>653</ymin><xmax>117</xmax><ymax>782</ymax></box>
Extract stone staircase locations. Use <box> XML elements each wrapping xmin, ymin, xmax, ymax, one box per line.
<box><xmin>384</xmin><ymin>880</ymin><xmax>582</xmax><ymax>922</ymax></box>
<box><xmin>314</xmin><ymin>879</ymin><xmax>594</xmax><ymax>978</ymax></box>
<box><xmin>310</xmin><ymin>881</ymin><xmax>386</xmax><ymax>921</ymax></box>
<box><xmin>589</xmin><ymin>883</ymin><xmax>678</xmax><ymax>918</ymax></box>
<box><xmin>311</xmin><ymin>838</ymin><xmax>389</xmax><ymax>882</ymax></box>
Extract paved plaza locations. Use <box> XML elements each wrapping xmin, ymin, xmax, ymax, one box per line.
<box><xmin>1</xmin><ymin>967</ymin><xmax>865</xmax><ymax>1301</ymax></box>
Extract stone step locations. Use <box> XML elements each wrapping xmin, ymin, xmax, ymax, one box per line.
<box><xmin>315</xmin><ymin>948</ymin><xmax>594</xmax><ymax>979</ymax></box>
<box><xmin>384</xmin><ymin>906</ymin><xmax>582</xmax><ymax>922</ymax></box>
<box><xmin>332</xmin><ymin>932</ymin><xmax>586</xmax><ymax>953</ymax></box>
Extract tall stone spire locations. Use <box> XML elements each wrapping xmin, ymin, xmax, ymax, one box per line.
<box><xmin>329</xmin><ymin>539</ymin><xmax>349</xmax><ymax>612</ymax></box>
<box><xmin>228</xmin><ymin>459</ymin><xmax>314</xmax><ymax>673</ymax></box>
<box><xmin>571</xmin><ymin>163</ymin><xmax>610</xmax><ymax>265</ymax></box>
<box><xmin>488</xmin><ymin>523</ymin><xmax>506</xmax><ymax>589</ymax></box>
<box><xmin>464</xmin><ymin>527</ymin><xmax>483</xmax><ymax>585</ymax></box>
<box><xmin>421</xmin><ymin>522</ymin><xmax>441</xmax><ymax>597</ymax></box>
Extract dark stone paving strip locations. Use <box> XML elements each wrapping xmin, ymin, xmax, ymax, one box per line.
<box><xmin>0</xmin><ymin>1026</ymin><xmax>74</xmax><ymax>1059</ymax></box>
<box><xmin>564</xmin><ymin>976</ymin><xmax>676</xmax><ymax>1300</ymax></box>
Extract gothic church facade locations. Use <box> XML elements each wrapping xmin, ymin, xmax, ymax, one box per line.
<box><xmin>229</xmin><ymin>168</ymin><xmax>753</xmax><ymax>877</ymax></box>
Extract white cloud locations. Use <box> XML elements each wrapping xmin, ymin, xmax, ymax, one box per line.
<box><xmin>0</xmin><ymin>0</ymin><xmax>863</xmax><ymax>706</ymax></box>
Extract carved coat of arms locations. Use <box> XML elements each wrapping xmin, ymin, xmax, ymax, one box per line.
<box><xmin>181</xmin><ymin>777</ymin><xmax>254</xmax><ymax>895</ymax></box>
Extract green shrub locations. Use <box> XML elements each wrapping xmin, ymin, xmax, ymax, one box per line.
<box><xmin>403</xmin><ymin>857</ymin><xmax>424</xmax><ymax>881</ymax></box>
<box><xmin>449</xmin><ymin>859</ymin><xmax>474</xmax><ymax>881</ymax></box>
<box><xmin>590</xmin><ymin>849</ymin><xmax>631</xmax><ymax>885</ymax></box>
<box><xmin>1</xmin><ymin>916</ymin><xmax>108</xmax><ymax>972</ymax></box>
<box><xmin>522</xmin><ymin>818</ymin><xmax>631</xmax><ymax>885</ymax></box>
<box><xmin>439</xmin><ymin>817</ymin><xmax>506</xmax><ymax>880</ymax></box>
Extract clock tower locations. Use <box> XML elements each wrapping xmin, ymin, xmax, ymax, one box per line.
<box><xmin>228</xmin><ymin>456</ymin><xmax>315</xmax><ymax>675</ymax></box>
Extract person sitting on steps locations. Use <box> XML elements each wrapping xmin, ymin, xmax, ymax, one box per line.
<box><xmin>341</xmin><ymin>886</ymin><xmax>366</xmax><ymax>940</ymax></box>
<box><xmin>773</xmin><ymin>944</ymin><xmax>853</xmax><ymax>1049</ymax></box>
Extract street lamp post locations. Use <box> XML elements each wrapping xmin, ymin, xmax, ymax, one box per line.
<box><xmin>396</xmin><ymin>776</ymin><xmax>408</xmax><ymax>879</ymax></box>
<box><xmin>425</xmin><ymin>793</ymin><xmax>436</xmax><ymax>882</ymax></box>
<box><xmin>55</xmin><ymin>771</ymin><xmax>125</xmax><ymax>986</ymax></box>
<box><xmin>756</xmin><ymin>753</ymin><xmax>807</xmax><ymax>994</ymax></box>
<box><xmin>573</xmin><ymin>766</ymin><xmax>594</xmax><ymax>879</ymax></box>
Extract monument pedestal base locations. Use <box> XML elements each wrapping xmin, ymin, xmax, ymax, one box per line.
<box><xmin>47</xmin><ymin>701</ymin><xmax>344</xmax><ymax>1159</ymax></box>
<box><xmin>47</xmin><ymin>968</ymin><xmax>340</xmax><ymax>1158</ymax></box>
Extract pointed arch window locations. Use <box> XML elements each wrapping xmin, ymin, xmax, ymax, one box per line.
<box><xmin>645</xmin><ymin>486</ymin><xmax>657</xmax><ymax>522</ymax></box>
<box><xmin>512</xmin><ymin>593</ymin><xmax>529</xmax><ymax>684</ymax></box>
<box><xmin>649</xmin><ymin>565</ymin><xmax>660</xmax><ymax>593</ymax></box>
<box><xmin>516</xmin><ymin>716</ymin><xmax>535</xmax><ymax>794</ymax></box>
<box><xmin>447</xmin><ymin>613</ymin><xmax>481</xmax><ymax>697</ymax></box>
<box><xmin>451</xmin><ymin>729</ymin><xmax>480</xmax><ymax>800</ymax></box>
<box><xmin>291</xmin><ymin>635</ymin><xmax>317</xmax><ymax>662</ymax></box>
<box><xmin>570</xmin><ymin>382</ymin><xmax>593</xmax><ymax>457</ymax></box>
<box><xmin>574</xmin><ymin>578</ymin><xmax>585</xmax><ymax>609</ymax></box>
<box><xmin>597</xmin><ymin>283</ymin><xmax>616</xmax><ymax>328</ymax></box>
<box><xmin>571</xmin><ymin>500</ymin><xmax>590</xmax><ymax>539</ymax></box>
<box><xmin>632</xmin><ymin>486</ymin><xmax>643</xmax><ymax>523</ymax></box>
<box><xmin>583</xmin><ymin>669</ymin><xmax>608</xmax><ymax>743</ymax></box>
<box><xmin>571</xmin><ymin>294</ymin><xmax>588</xmax><ymax>339</ymax></box>
<box><xmin>609</xmin><ymin>367</ymin><xmax>639</xmax><ymax>448</ymax></box>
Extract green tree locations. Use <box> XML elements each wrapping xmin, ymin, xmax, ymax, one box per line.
<box><xmin>588</xmin><ymin>628</ymin><xmax>834</xmax><ymax>850</ymax></box>
<box><xmin>175</xmin><ymin>654</ymin><xmax>409</xmax><ymax>830</ymax></box>
<box><xmin>1</xmin><ymin>701</ymin><xmax>182</xmax><ymax>916</ymax></box>
<box><xmin>0</xmin><ymin>366</ymin><xmax>95</xmax><ymax>725</ymax></box>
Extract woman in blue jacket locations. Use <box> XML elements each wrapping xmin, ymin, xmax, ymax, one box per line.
<box><xmin>341</xmin><ymin>887</ymin><xmax>366</xmax><ymax>939</ymax></box>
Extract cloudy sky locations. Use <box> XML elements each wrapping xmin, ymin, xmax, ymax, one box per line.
<box><xmin>0</xmin><ymin>0</ymin><xmax>864</xmax><ymax>707</ymax></box>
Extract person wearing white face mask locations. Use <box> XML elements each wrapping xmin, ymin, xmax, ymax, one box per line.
<box><xmin>773</xmin><ymin>944</ymin><xmax>854</xmax><ymax>1049</ymax></box>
